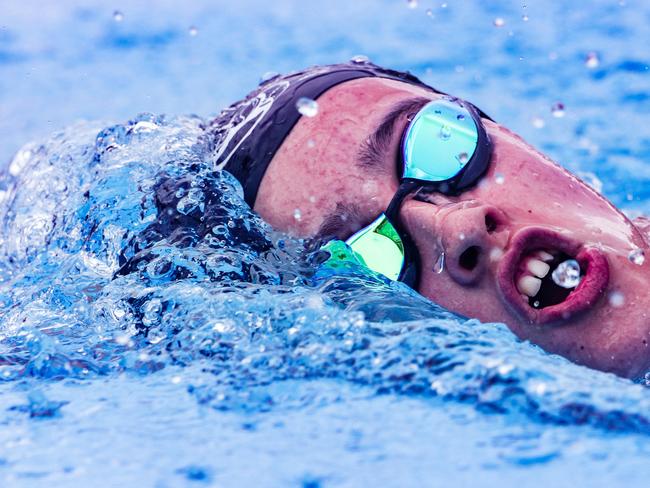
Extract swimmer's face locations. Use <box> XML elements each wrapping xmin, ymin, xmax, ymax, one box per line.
<box><xmin>254</xmin><ymin>78</ymin><xmax>650</xmax><ymax>378</ymax></box>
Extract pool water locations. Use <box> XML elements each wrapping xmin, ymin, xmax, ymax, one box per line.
<box><xmin>1</xmin><ymin>1</ymin><xmax>650</xmax><ymax>487</ymax></box>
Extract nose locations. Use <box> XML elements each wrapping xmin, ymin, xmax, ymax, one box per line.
<box><xmin>439</xmin><ymin>204</ymin><xmax>506</xmax><ymax>286</ymax></box>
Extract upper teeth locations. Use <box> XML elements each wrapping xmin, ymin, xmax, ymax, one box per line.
<box><xmin>527</xmin><ymin>259</ymin><xmax>550</xmax><ymax>278</ymax></box>
<box><xmin>517</xmin><ymin>257</ymin><xmax>552</xmax><ymax>297</ymax></box>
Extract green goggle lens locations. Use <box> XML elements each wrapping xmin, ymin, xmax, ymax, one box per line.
<box><xmin>402</xmin><ymin>99</ymin><xmax>478</xmax><ymax>182</ymax></box>
<box><xmin>345</xmin><ymin>214</ymin><xmax>405</xmax><ymax>281</ymax></box>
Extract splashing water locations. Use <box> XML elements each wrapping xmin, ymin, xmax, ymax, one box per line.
<box><xmin>1</xmin><ymin>114</ymin><xmax>650</xmax><ymax>485</ymax></box>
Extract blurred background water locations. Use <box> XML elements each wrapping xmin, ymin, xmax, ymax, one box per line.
<box><xmin>1</xmin><ymin>1</ymin><xmax>650</xmax><ymax>487</ymax></box>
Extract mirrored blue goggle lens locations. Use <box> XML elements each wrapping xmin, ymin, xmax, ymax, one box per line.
<box><xmin>402</xmin><ymin>99</ymin><xmax>479</xmax><ymax>182</ymax></box>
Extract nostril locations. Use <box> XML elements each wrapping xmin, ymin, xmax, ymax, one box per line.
<box><xmin>459</xmin><ymin>246</ymin><xmax>481</xmax><ymax>271</ymax></box>
<box><xmin>484</xmin><ymin>213</ymin><xmax>498</xmax><ymax>233</ymax></box>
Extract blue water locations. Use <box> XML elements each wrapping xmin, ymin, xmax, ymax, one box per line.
<box><xmin>1</xmin><ymin>1</ymin><xmax>650</xmax><ymax>487</ymax></box>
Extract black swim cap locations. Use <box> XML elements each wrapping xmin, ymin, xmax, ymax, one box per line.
<box><xmin>211</xmin><ymin>62</ymin><xmax>448</xmax><ymax>207</ymax></box>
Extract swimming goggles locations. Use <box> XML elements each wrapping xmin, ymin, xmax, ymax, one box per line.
<box><xmin>322</xmin><ymin>96</ymin><xmax>492</xmax><ymax>288</ymax></box>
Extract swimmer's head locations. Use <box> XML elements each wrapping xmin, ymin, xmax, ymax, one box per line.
<box><xmin>211</xmin><ymin>62</ymin><xmax>650</xmax><ymax>379</ymax></box>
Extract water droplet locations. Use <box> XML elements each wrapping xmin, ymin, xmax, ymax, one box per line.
<box><xmin>188</xmin><ymin>26</ymin><xmax>198</xmax><ymax>37</ymax></box>
<box><xmin>350</xmin><ymin>54</ymin><xmax>370</xmax><ymax>64</ymax></box>
<box><xmin>433</xmin><ymin>252</ymin><xmax>446</xmax><ymax>274</ymax></box>
<box><xmin>296</xmin><ymin>97</ymin><xmax>319</xmax><ymax>117</ymax></box>
<box><xmin>576</xmin><ymin>171</ymin><xmax>603</xmax><ymax>193</ymax></box>
<box><xmin>406</xmin><ymin>0</ymin><xmax>418</xmax><ymax>9</ymax></box>
<box><xmin>644</xmin><ymin>372</ymin><xmax>650</xmax><ymax>386</ymax></box>
<box><xmin>495</xmin><ymin>173</ymin><xmax>505</xmax><ymax>184</ymax></box>
<box><xmin>533</xmin><ymin>300</ymin><xmax>540</xmax><ymax>308</ymax></box>
<box><xmin>552</xmin><ymin>259</ymin><xmax>582</xmax><ymax>288</ymax></box>
<box><xmin>439</xmin><ymin>125</ymin><xmax>452</xmax><ymax>140</ymax></box>
<box><xmin>489</xmin><ymin>247</ymin><xmax>504</xmax><ymax>263</ymax></box>
<box><xmin>493</xmin><ymin>17</ymin><xmax>505</xmax><ymax>27</ymax></box>
<box><xmin>628</xmin><ymin>248</ymin><xmax>645</xmax><ymax>265</ymax></box>
<box><xmin>113</xmin><ymin>10</ymin><xmax>124</xmax><ymax>22</ymax></box>
<box><xmin>441</xmin><ymin>2</ymin><xmax>448</xmax><ymax>8</ymax></box>
<box><xmin>426</xmin><ymin>9</ymin><xmax>434</xmax><ymax>18</ymax></box>
<box><xmin>293</xmin><ymin>208</ymin><xmax>302</xmax><ymax>221</ymax></box>
<box><xmin>551</xmin><ymin>102</ymin><xmax>565</xmax><ymax>118</ymax></box>
<box><xmin>531</xmin><ymin>116</ymin><xmax>545</xmax><ymax>129</ymax></box>
<box><xmin>609</xmin><ymin>291</ymin><xmax>625</xmax><ymax>308</ymax></box>
<box><xmin>585</xmin><ymin>51</ymin><xmax>600</xmax><ymax>69</ymax></box>
<box><xmin>259</xmin><ymin>71</ymin><xmax>279</xmax><ymax>84</ymax></box>
<box><xmin>457</xmin><ymin>152</ymin><xmax>469</xmax><ymax>164</ymax></box>
<box><xmin>522</xmin><ymin>14</ymin><xmax>529</xmax><ymax>21</ymax></box>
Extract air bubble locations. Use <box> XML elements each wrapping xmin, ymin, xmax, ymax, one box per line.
<box><xmin>551</xmin><ymin>259</ymin><xmax>582</xmax><ymax>289</ymax></box>
<box><xmin>585</xmin><ymin>51</ymin><xmax>600</xmax><ymax>69</ymax></box>
<box><xmin>113</xmin><ymin>10</ymin><xmax>124</xmax><ymax>22</ymax></box>
<box><xmin>307</xmin><ymin>139</ymin><xmax>316</xmax><ymax>148</ymax></box>
<box><xmin>426</xmin><ymin>9</ymin><xmax>434</xmax><ymax>17</ymax></box>
<box><xmin>628</xmin><ymin>248</ymin><xmax>645</xmax><ymax>266</ymax></box>
<box><xmin>522</xmin><ymin>14</ymin><xmax>529</xmax><ymax>21</ymax></box>
<box><xmin>457</xmin><ymin>152</ymin><xmax>469</xmax><ymax>164</ymax></box>
<box><xmin>406</xmin><ymin>0</ymin><xmax>418</xmax><ymax>9</ymax></box>
<box><xmin>495</xmin><ymin>173</ymin><xmax>505</xmax><ymax>184</ymax></box>
<box><xmin>296</xmin><ymin>97</ymin><xmax>319</xmax><ymax>117</ymax></box>
<box><xmin>551</xmin><ymin>102</ymin><xmax>565</xmax><ymax>118</ymax></box>
<box><xmin>188</xmin><ymin>26</ymin><xmax>198</xmax><ymax>37</ymax></box>
<box><xmin>293</xmin><ymin>208</ymin><xmax>302</xmax><ymax>221</ymax></box>
<box><xmin>493</xmin><ymin>17</ymin><xmax>505</xmax><ymax>27</ymax></box>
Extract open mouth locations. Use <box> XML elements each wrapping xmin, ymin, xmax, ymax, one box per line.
<box><xmin>497</xmin><ymin>228</ymin><xmax>609</xmax><ymax>325</ymax></box>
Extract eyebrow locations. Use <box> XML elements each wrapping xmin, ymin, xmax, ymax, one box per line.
<box><xmin>315</xmin><ymin>202</ymin><xmax>364</xmax><ymax>241</ymax></box>
<box><xmin>356</xmin><ymin>96</ymin><xmax>431</xmax><ymax>171</ymax></box>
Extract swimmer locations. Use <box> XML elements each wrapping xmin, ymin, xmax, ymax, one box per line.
<box><xmin>152</xmin><ymin>62</ymin><xmax>650</xmax><ymax>378</ymax></box>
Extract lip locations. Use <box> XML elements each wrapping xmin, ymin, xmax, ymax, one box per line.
<box><xmin>496</xmin><ymin>227</ymin><xmax>610</xmax><ymax>325</ymax></box>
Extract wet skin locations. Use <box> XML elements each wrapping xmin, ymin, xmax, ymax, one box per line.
<box><xmin>253</xmin><ymin>77</ymin><xmax>650</xmax><ymax>378</ymax></box>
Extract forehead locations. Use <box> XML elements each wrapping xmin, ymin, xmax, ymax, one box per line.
<box><xmin>254</xmin><ymin>77</ymin><xmax>437</xmax><ymax>235</ymax></box>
